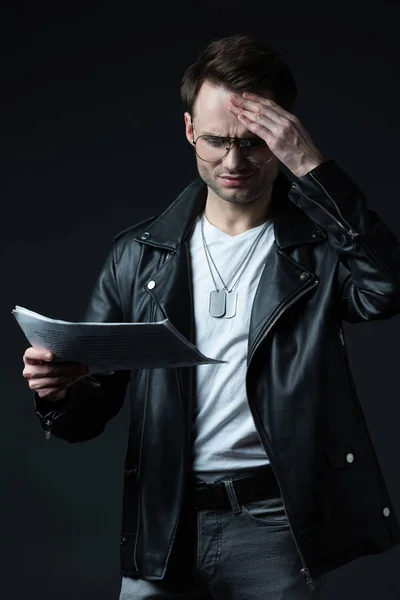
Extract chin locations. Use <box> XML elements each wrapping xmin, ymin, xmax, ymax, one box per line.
<box><xmin>219</xmin><ymin>191</ymin><xmax>258</xmax><ymax>205</ymax></box>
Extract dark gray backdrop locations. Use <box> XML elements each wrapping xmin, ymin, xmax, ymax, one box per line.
<box><xmin>2</xmin><ymin>3</ymin><xmax>400</xmax><ymax>599</ymax></box>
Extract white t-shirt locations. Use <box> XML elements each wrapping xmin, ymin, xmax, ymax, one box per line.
<box><xmin>190</xmin><ymin>214</ymin><xmax>275</xmax><ymax>482</ymax></box>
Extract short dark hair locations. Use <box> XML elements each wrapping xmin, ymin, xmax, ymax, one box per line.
<box><xmin>180</xmin><ymin>34</ymin><xmax>297</xmax><ymax>118</ymax></box>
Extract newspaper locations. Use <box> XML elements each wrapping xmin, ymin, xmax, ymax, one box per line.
<box><xmin>12</xmin><ymin>305</ymin><xmax>225</xmax><ymax>372</ymax></box>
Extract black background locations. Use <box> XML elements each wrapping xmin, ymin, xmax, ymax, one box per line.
<box><xmin>2</xmin><ymin>2</ymin><xmax>400</xmax><ymax>598</ymax></box>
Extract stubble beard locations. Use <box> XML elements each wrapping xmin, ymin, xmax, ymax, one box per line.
<box><xmin>197</xmin><ymin>162</ymin><xmax>271</xmax><ymax>207</ymax></box>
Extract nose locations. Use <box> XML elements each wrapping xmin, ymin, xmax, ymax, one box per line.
<box><xmin>221</xmin><ymin>142</ymin><xmax>248</xmax><ymax>170</ymax></box>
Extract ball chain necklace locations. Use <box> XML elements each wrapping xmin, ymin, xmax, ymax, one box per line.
<box><xmin>200</xmin><ymin>215</ymin><xmax>270</xmax><ymax>319</ymax></box>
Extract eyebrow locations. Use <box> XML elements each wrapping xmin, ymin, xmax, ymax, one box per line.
<box><xmin>201</xmin><ymin>131</ymin><xmax>260</xmax><ymax>140</ymax></box>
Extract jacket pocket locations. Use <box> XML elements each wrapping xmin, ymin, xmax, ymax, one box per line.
<box><xmin>241</xmin><ymin>497</ymin><xmax>290</xmax><ymax>530</ymax></box>
<box><xmin>323</xmin><ymin>428</ymin><xmax>382</xmax><ymax>523</ymax></box>
<box><xmin>121</xmin><ymin>466</ymin><xmax>139</xmax><ymax>534</ymax></box>
<box><xmin>324</xmin><ymin>437</ymin><xmax>366</xmax><ymax>468</ymax></box>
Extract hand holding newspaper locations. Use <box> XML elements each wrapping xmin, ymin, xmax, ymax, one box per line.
<box><xmin>12</xmin><ymin>306</ymin><xmax>225</xmax><ymax>372</ymax></box>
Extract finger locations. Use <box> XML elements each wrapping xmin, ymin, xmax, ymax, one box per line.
<box><xmin>242</xmin><ymin>92</ymin><xmax>291</xmax><ymax>118</ymax></box>
<box><xmin>24</xmin><ymin>347</ymin><xmax>54</xmax><ymax>364</ymax></box>
<box><xmin>36</xmin><ymin>388</ymin><xmax>68</xmax><ymax>401</ymax></box>
<box><xmin>236</xmin><ymin>113</ymin><xmax>265</xmax><ymax>136</ymax></box>
<box><xmin>29</xmin><ymin>378</ymin><xmax>64</xmax><ymax>391</ymax></box>
<box><xmin>237</xmin><ymin>110</ymin><xmax>277</xmax><ymax>133</ymax></box>
<box><xmin>229</xmin><ymin>96</ymin><xmax>267</xmax><ymax>116</ymax></box>
<box><xmin>23</xmin><ymin>362</ymin><xmax>88</xmax><ymax>380</ymax></box>
<box><xmin>230</xmin><ymin>95</ymin><xmax>282</xmax><ymax>123</ymax></box>
<box><xmin>28</xmin><ymin>374</ymin><xmax>80</xmax><ymax>391</ymax></box>
<box><xmin>24</xmin><ymin>347</ymin><xmax>86</xmax><ymax>370</ymax></box>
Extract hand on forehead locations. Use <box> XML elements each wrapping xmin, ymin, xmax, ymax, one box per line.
<box><xmin>194</xmin><ymin>82</ymin><xmax>260</xmax><ymax>137</ymax></box>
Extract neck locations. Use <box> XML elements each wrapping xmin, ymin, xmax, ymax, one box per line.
<box><xmin>204</xmin><ymin>184</ymin><xmax>274</xmax><ymax>236</ymax></box>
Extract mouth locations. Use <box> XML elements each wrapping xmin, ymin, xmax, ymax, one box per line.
<box><xmin>220</xmin><ymin>174</ymin><xmax>253</xmax><ymax>186</ymax></box>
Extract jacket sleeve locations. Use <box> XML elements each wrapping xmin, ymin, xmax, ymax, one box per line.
<box><xmin>288</xmin><ymin>160</ymin><xmax>400</xmax><ymax>323</ymax></box>
<box><xmin>33</xmin><ymin>245</ymin><xmax>130</xmax><ymax>442</ymax></box>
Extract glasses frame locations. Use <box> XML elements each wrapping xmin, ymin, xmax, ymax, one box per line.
<box><xmin>190</xmin><ymin>116</ymin><xmax>273</xmax><ymax>165</ymax></box>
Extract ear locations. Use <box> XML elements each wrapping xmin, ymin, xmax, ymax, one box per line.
<box><xmin>184</xmin><ymin>112</ymin><xmax>194</xmax><ymax>145</ymax></box>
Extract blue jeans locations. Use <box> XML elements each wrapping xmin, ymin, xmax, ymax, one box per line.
<box><xmin>119</xmin><ymin>477</ymin><xmax>329</xmax><ymax>599</ymax></box>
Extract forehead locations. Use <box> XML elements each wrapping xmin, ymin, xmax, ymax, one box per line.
<box><xmin>193</xmin><ymin>80</ymin><xmax>274</xmax><ymax>136</ymax></box>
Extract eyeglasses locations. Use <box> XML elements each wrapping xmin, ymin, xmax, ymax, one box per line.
<box><xmin>190</xmin><ymin>119</ymin><xmax>273</xmax><ymax>164</ymax></box>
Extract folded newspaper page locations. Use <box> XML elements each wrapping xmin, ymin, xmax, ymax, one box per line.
<box><xmin>12</xmin><ymin>305</ymin><xmax>225</xmax><ymax>371</ymax></box>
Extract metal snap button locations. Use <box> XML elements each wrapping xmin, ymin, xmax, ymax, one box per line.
<box><xmin>383</xmin><ymin>507</ymin><xmax>390</xmax><ymax>517</ymax></box>
<box><xmin>300</xmin><ymin>272</ymin><xmax>310</xmax><ymax>281</ymax></box>
<box><xmin>140</xmin><ymin>232</ymin><xmax>151</xmax><ymax>240</ymax></box>
<box><xmin>147</xmin><ymin>280</ymin><xmax>156</xmax><ymax>290</ymax></box>
<box><xmin>346</xmin><ymin>453</ymin><xmax>354</xmax><ymax>463</ymax></box>
<box><xmin>348</xmin><ymin>229</ymin><xmax>359</xmax><ymax>239</ymax></box>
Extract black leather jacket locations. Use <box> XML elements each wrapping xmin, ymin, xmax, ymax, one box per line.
<box><xmin>34</xmin><ymin>160</ymin><xmax>400</xmax><ymax>588</ymax></box>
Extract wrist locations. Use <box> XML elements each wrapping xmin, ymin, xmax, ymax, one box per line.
<box><xmin>293</xmin><ymin>157</ymin><xmax>324</xmax><ymax>179</ymax></box>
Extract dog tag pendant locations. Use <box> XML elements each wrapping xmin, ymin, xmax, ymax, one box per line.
<box><xmin>224</xmin><ymin>291</ymin><xmax>237</xmax><ymax>318</ymax></box>
<box><xmin>209</xmin><ymin>290</ymin><xmax>226</xmax><ymax>317</ymax></box>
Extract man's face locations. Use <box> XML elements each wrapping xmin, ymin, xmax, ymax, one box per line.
<box><xmin>184</xmin><ymin>80</ymin><xmax>280</xmax><ymax>207</ymax></box>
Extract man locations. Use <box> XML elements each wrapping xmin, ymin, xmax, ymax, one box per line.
<box><xmin>22</xmin><ymin>34</ymin><xmax>400</xmax><ymax>599</ymax></box>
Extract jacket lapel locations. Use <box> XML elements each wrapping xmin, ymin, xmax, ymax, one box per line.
<box><xmin>247</xmin><ymin>183</ymin><xmax>326</xmax><ymax>361</ymax></box>
<box><xmin>147</xmin><ymin>242</ymin><xmax>195</xmax><ymax>345</ymax></box>
<box><xmin>134</xmin><ymin>178</ymin><xmax>207</xmax><ymax>343</ymax></box>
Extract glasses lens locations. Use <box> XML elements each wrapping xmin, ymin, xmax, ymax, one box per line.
<box><xmin>239</xmin><ymin>139</ymin><xmax>272</xmax><ymax>163</ymax></box>
<box><xmin>195</xmin><ymin>136</ymin><xmax>229</xmax><ymax>162</ymax></box>
<box><xmin>195</xmin><ymin>136</ymin><xmax>271</xmax><ymax>163</ymax></box>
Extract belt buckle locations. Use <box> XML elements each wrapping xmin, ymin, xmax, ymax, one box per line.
<box><xmin>195</xmin><ymin>480</ymin><xmax>226</xmax><ymax>510</ymax></box>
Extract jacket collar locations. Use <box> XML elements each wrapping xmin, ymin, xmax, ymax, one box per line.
<box><xmin>134</xmin><ymin>172</ymin><xmax>326</xmax><ymax>250</ymax></box>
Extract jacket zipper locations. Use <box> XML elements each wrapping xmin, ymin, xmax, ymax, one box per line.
<box><xmin>336</xmin><ymin>325</ymin><xmax>364</xmax><ymax>418</ymax></box>
<box><xmin>42</xmin><ymin>409</ymin><xmax>66</xmax><ymax>440</ymax></box>
<box><xmin>292</xmin><ymin>182</ymin><xmax>359</xmax><ymax>242</ymax></box>
<box><xmin>165</xmin><ymin>242</ymin><xmax>191</xmax><ymax>574</ymax></box>
<box><xmin>248</xmin><ymin>278</ymin><xmax>318</xmax><ymax>365</ymax></box>
<box><xmin>183</xmin><ymin>240</ymin><xmax>193</xmax><ymax>461</ymax></box>
<box><xmin>296</xmin><ymin>177</ymin><xmax>398</xmax><ymax>286</ymax></box>
<box><xmin>132</xmin><ymin>369</ymin><xmax>150</xmax><ymax>572</ymax></box>
<box><xmin>132</xmin><ymin>250</ymin><xmax>173</xmax><ymax>572</ymax></box>
<box><xmin>247</xmin><ymin>278</ymin><xmax>319</xmax><ymax>593</ymax></box>
<box><xmin>44</xmin><ymin>419</ymin><xmax>52</xmax><ymax>440</ymax></box>
<box><xmin>132</xmin><ymin>309</ymin><xmax>158</xmax><ymax>572</ymax></box>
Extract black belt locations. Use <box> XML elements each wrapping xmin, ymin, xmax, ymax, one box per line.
<box><xmin>193</xmin><ymin>466</ymin><xmax>280</xmax><ymax>510</ymax></box>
